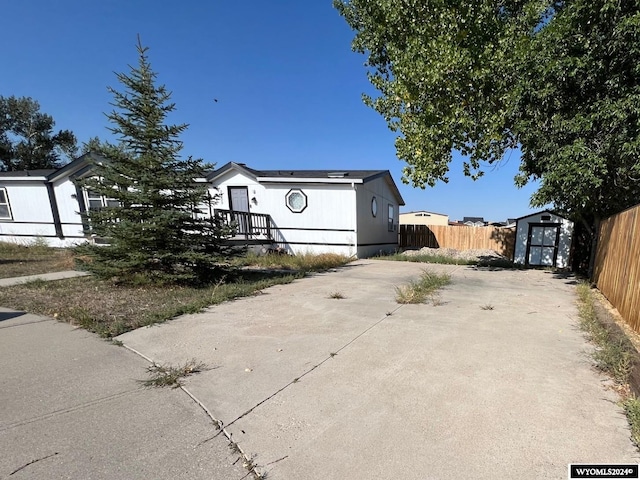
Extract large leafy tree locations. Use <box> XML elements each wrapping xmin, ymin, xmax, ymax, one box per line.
<box><xmin>334</xmin><ymin>0</ymin><xmax>547</xmax><ymax>184</ymax></box>
<box><xmin>514</xmin><ymin>0</ymin><xmax>640</xmax><ymax>225</ymax></box>
<box><xmin>335</xmin><ymin>0</ymin><xmax>640</xmax><ymax>251</ymax></box>
<box><xmin>0</xmin><ymin>96</ymin><xmax>77</xmax><ymax>171</ymax></box>
<box><xmin>78</xmin><ymin>39</ymin><xmax>237</xmax><ymax>285</ymax></box>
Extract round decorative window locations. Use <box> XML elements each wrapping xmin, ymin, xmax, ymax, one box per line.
<box><xmin>285</xmin><ymin>189</ymin><xmax>307</xmax><ymax>213</ymax></box>
<box><xmin>371</xmin><ymin>197</ymin><xmax>377</xmax><ymax>217</ymax></box>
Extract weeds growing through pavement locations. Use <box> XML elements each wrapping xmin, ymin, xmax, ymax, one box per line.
<box><xmin>141</xmin><ymin>359</ymin><xmax>208</xmax><ymax>388</ymax></box>
<box><xmin>395</xmin><ymin>270</ymin><xmax>451</xmax><ymax>304</ymax></box>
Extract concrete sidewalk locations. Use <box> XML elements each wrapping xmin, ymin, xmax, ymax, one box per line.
<box><xmin>0</xmin><ymin>270</ymin><xmax>90</xmax><ymax>287</ymax></box>
<box><xmin>0</xmin><ymin>308</ymin><xmax>248</xmax><ymax>479</ymax></box>
<box><xmin>118</xmin><ymin>260</ymin><xmax>639</xmax><ymax>479</ymax></box>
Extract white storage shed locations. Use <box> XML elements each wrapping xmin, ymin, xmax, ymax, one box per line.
<box><xmin>513</xmin><ymin>210</ymin><xmax>574</xmax><ymax>268</ymax></box>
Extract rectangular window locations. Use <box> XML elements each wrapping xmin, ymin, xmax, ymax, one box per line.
<box><xmin>0</xmin><ymin>187</ymin><xmax>13</xmax><ymax>220</ymax></box>
<box><xmin>84</xmin><ymin>189</ymin><xmax>118</xmax><ymax>211</ymax></box>
<box><xmin>388</xmin><ymin>204</ymin><xmax>395</xmax><ymax>232</ymax></box>
<box><xmin>86</xmin><ymin>189</ymin><xmax>103</xmax><ymax>211</ymax></box>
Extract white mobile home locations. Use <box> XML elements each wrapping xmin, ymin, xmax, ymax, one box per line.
<box><xmin>207</xmin><ymin>162</ymin><xmax>405</xmax><ymax>257</ymax></box>
<box><xmin>0</xmin><ymin>156</ymin><xmax>405</xmax><ymax>257</ymax></box>
<box><xmin>0</xmin><ymin>169</ymin><xmax>86</xmax><ymax>247</ymax></box>
<box><xmin>513</xmin><ymin>210</ymin><xmax>574</xmax><ymax>268</ymax></box>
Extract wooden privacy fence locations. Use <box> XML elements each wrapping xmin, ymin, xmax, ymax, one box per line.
<box><xmin>399</xmin><ymin>224</ymin><xmax>515</xmax><ymax>258</ymax></box>
<box><xmin>593</xmin><ymin>203</ymin><xmax>640</xmax><ymax>333</ymax></box>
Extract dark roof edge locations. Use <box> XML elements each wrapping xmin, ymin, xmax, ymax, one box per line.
<box><xmin>378</xmin><ymin>171</ymin><xmax>405</xmax><ymax>206</ymax></box>
<box><xmin>205</xmin><ymin>162</ymin><xmax>260</xmax><ymax>182</ymax></box>
<box><xmin>0</xmin><ymin>169</ymin><xmax>56</xmax><ymax>179</ymax></box>
<box><xmin>513</xmin><ymin>209</ymin><xmax>570</xmax><ymax>222</ymax></box>
<box><xmin>47</xmin><ymin>152</ymin><xmax>109</xmax><ymax>182</ymax></box>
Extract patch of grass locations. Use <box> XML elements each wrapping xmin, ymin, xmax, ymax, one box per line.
<box><xmin>395</xmin><ymin>269</ymin><xmax>451</xmax><ymax>304</ymax></box>
<box><xmin>235</xmin><ymin>252</ymin><xmax>352</xmax><ymax>272</ymax></box>
<box><xmin>0</xmin><ymin>271</ymin><xmax>301</xmax><ymax>338</ymax></box>
<box><xmin>377</xmin><ymin>252</ymin><xmax>521</xmax><ymax>269</ymax></box>
<box><xmin>141</xmin><ymin>359</ymin><xmax>207</xmax><ymax>388</ymax></box>
<box><xmin>624</xmin><ymin>397</ymin><xmax>640</xmax><ymax>448</ymax></box>
<box><xmin>0</xmin><ymin>241</ymin><xmax>75</xmax><ymax>279</ymax></box>
<box><xmin>0</xmin><ymin>253</ymin><xmax>347</xmax><ymax>338</ymax></box>
<box><xmin>576</xmin><ymin>282</ymin><xmax>634</xmax><ymax>384</ymax></box>
<box><xmin>594</xmin><ymin>340</ymin><xmax>634</xmax><ymax>383</ymax></box>
<box><xmin>576</xmin><ymin>282</ymin><xmax>640</xmax><ymax>448</ymax></box>
<box><xmin>328</xmin><ymin>291</ymin><xmax>345</xmax><ymax>299</ymax></box>
<box><xmin>377</xmin><ymin>252</ymin><xmax>475</xmax><ymax>265</ymax></box>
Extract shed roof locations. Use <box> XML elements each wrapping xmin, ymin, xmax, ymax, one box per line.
<box><xmin>514</xmin><ymin>209</ymin><xmax>571</xmax><ymax>222</ymax></box>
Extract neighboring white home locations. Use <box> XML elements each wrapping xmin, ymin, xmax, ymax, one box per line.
<box><xmin>399</xmin><ymin>210</ymin><xmax>449</xmax><ymax>226</ymax></box>
<box><xmin>0</xmin><ymin>162</ymin><xmax>89</xmax><ymax>247</ymax></box>
<box><xmin>513</xmin><ymin>210</ymin><xmax>574</xmax><ymax>268</ymax></box>
<box><xmin>0</xmin><ymin>155</ymin><xmax>405</xmax><ymax>257</ymax></box>
<box><xmin>462</xmin><ymin>216</ymin><xmax>486</xmax><ymax>227</ymax></box>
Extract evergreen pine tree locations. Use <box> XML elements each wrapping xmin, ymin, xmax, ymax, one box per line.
<box><xmin>77</xmin><ymin>38</ymin><xmax>238</xmax><ymax>284</ymax></box>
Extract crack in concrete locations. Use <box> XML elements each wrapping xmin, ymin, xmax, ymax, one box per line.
<box><xmin>265</xmin><ymin>455</ymin><xmax>288</xmax><ymax>466</ymax></box>
<box><xmin>0</xmin><ymin>388</ymin><xmax>141</xmax><ymax>433</ymax></box>
<box><xmin>121</xmin><ymin>344</ymin><xmax>262</xmax><ymax>479</ymax></box>
<box><xmin>123</xmin><ymin>305</ymin><xmax>406</xmax><ymax>478</ymax></box>
<box><xmin>118</xmin><ymin>266</ymin><xmax>458</xmax><ymax>478</ymax></box>
<box><xmin>8</xmin><ymin>452</ymin><xmax>59</xmax><ymax>476</ymax></box>
<box><xmin>0</xmin><ymin>319</ymin><xmax>51</xmax><ymax>330</ymax></box>
<box><xmin>223</xmin><ymin>304</ymin><xmax>406</xmax><ymax>430</ymax></box>
<box><xmin>191</xmin><ymin>304</ymin><xmax>408</xmax><ymax>477</ymax></box>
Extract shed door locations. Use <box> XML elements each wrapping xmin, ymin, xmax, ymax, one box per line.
<box><xmin>526</xmin><ymin>224</ymin><xmax>560</xmax><ymax>267</ymax></box>
<box><xmin>228</xmin><ymin>187</ymin><xmax>250</xmax><ymax>236</ymax></box>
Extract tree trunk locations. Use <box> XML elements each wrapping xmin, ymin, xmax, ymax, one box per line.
<box><xmin>587</xmin><ymin>217</ymin><xmax>600</xmax><ymax>281</ymax></box>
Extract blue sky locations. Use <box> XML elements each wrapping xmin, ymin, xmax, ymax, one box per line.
<box><xmin>2</xmin><ymin>1</ymin><xmax>540</xmax><ymax>221</ymax></box>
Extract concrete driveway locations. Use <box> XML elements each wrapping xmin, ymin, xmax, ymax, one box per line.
<box><xmin>0</xmin><ymin>309</ymin><xmax>247</xmax><ymax>480</ymax></box>
<box><xmin>118</xmin><ymin>260</ymin><xmax>639</xmax><ymax>479</ymax></box>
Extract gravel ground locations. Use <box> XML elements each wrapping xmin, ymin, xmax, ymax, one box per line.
<box><xmin>401</xmin><ymin>247</ymin><xmax>508</xmax><ymax>263</ymax></box>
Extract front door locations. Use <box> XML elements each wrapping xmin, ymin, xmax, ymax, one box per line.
<box><xmin>526</xmin><ymin>223</ymin><xmax>560</xmax><ymax>267</ymax></box>
<box><xmin>228</xmin><ymin>187</ymin><xmax>250</xmax><ymax>236</ymax></box>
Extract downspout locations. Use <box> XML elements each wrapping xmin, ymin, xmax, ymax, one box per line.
<box><xmin>74</xmin><ymin>183</ymin><xmax>90</xmax><ymax>235</ymax></box>
<box><xmin>46</xmin><ymin>182</ymin><xmax>64</xmax><ymax>239</ymax></box>
<box><xmin>352</xmin><ymin>182</ymin><xmax>357</xmax><ymax>257</ymax></box>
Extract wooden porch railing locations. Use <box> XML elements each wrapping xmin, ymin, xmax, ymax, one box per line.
<box><xmin>214</xmin><ymin>209</ymin><xmax>272</xmax><ymax>240</ymax></box>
